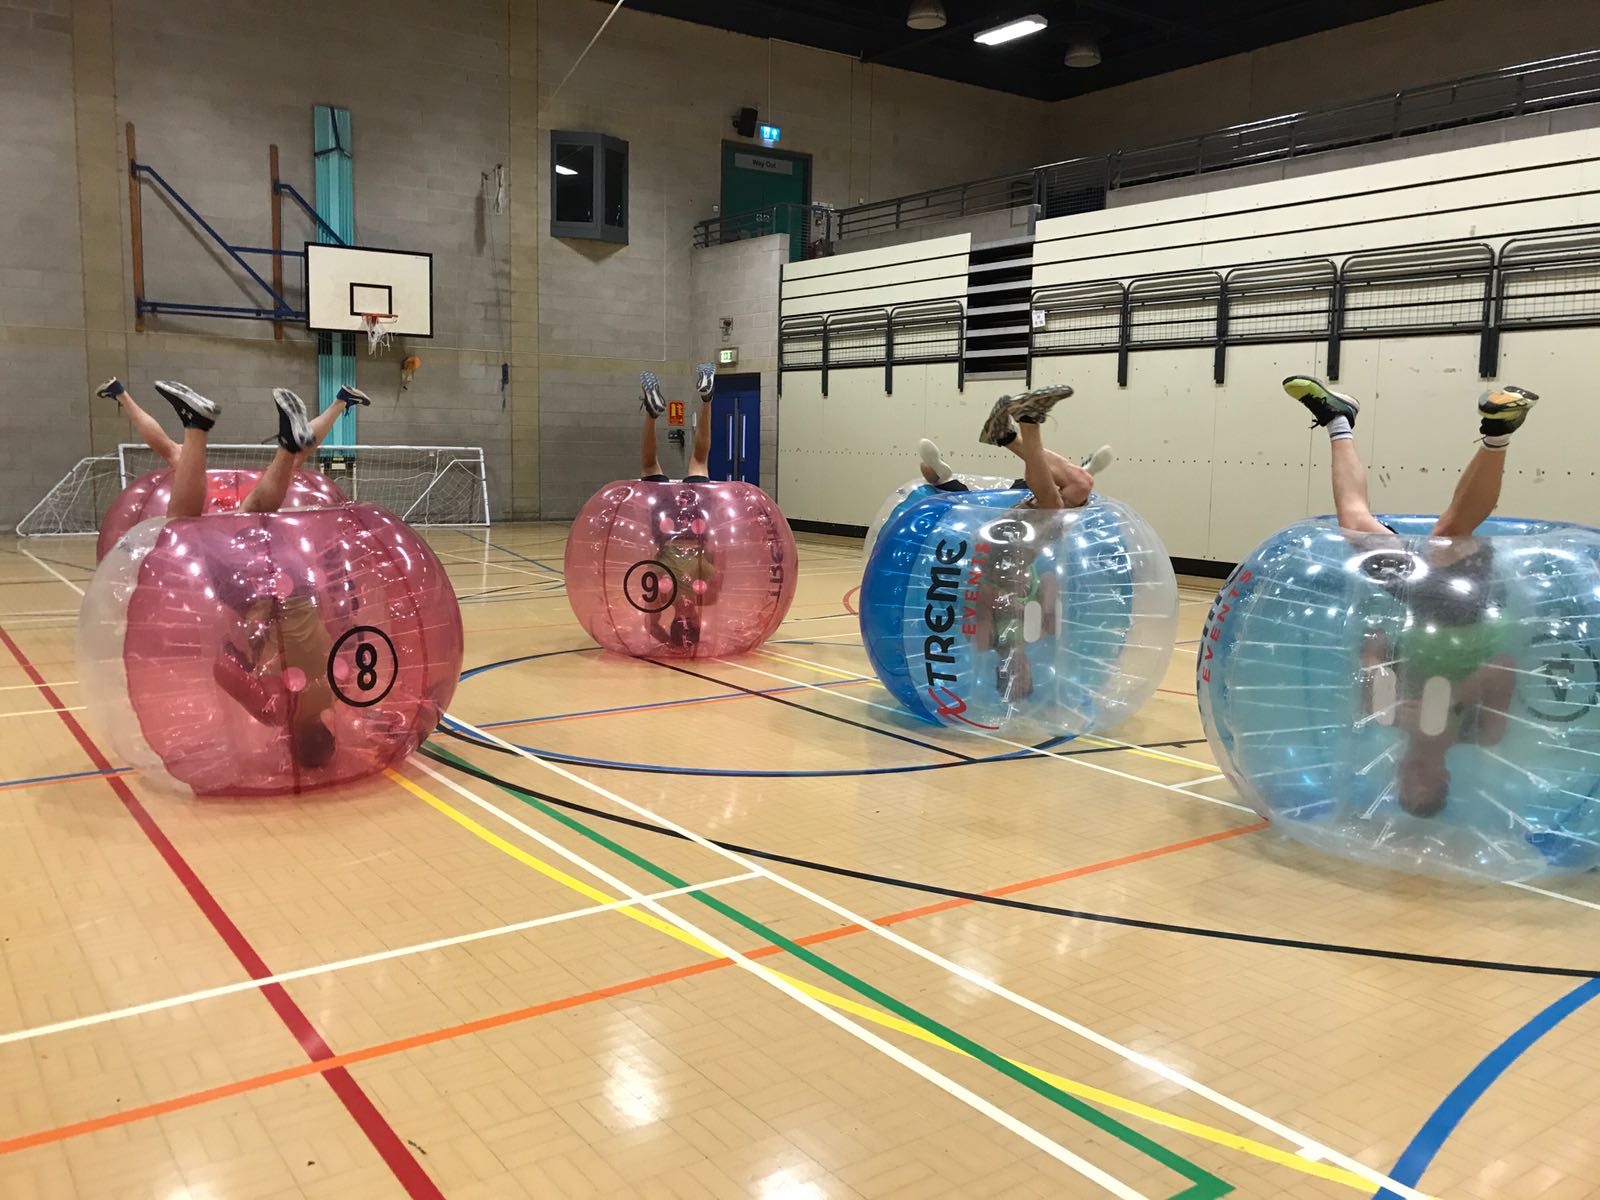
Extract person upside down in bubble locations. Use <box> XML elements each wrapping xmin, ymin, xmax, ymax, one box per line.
<box><xmin>645</xmin><ymin>489</ymin><xmax>724</xmax><ymax>649</ymax></box>
<box><xmin>959</xmin><ymin>383</ymin><xmax>1103</xmax><ymax>703</ymax></box>
<box><xmin>1283</xmin><ymin>372</ymin><xmax>1536</xmax><ymax>817</ymax></box>
<box><xmin>103</xmin><ymin>376</ymin><xmax>372</xmax><ymax>771</ymax></box>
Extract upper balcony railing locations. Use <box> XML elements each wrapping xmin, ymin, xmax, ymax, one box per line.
<box><xmin>697</xmin><ymin>50</ymin><xmax>1600</xmax><ymax>259</ymax></box>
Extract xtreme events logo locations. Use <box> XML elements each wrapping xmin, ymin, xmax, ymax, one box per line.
<box><xmin>919</xmin><ymin>535</ymin><xmax>999</xmax><ymax>729</ymax></box>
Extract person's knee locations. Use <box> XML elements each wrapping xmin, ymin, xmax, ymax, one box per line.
<box><xmin>1059</xmin><ymin>465</ymin><xmax>1092</xmax><ymax>508</ymax></box>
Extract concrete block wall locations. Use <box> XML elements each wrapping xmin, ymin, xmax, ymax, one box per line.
<box><xmin>689</xmin><ymin>234</ymin><xmax>784</xmax><ymax>499</ymax></box>
<box><xmin>0</xmin><ymin>0</ymin><xmax>90</xmax><ymax>525</ymax></box>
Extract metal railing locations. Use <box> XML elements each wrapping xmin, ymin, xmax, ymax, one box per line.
<box><xmin>810</xmin><ymin>50</ymin><xmax>1600</xmax><ymax>245</ymax></box>
<box><xmin>778</xmin><ymin>300</ymin><xmax>966</xmax><ymax>396</ymax></box>
<box><xmin>1011</xmin><ymin>224</ymin><xmax>1600</xmax><ymax>387</ymax></box>
<box><xmin>692</xmin><ymin>202</ymin><xmax>835</xmax><ymax>260</ymax></box>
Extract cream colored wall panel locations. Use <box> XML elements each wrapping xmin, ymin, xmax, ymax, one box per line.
<box><xmin>780</xmin><ymin>257</ymin><xmax>967</xmax><ymax>302</ymax></box>
<box><xmin>1205</xmin><ymin>344</ymin><xmax>1327</xmax><ymax>561</ymax></box>
<box><xmin>783</xmin><ymin>234</ymin><xmax>971</xmax><ymax>281</ymax></box>
<box><xmin>781</xmin><ymin>278</ymin><xmax>965</xmax><ymax>317</ymax></box>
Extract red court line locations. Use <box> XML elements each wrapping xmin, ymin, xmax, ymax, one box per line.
<box><xmin>0</xmin><ymin>624</ymin><xmax>443</xmax><ymax>1199</ymax></box>
<box><xmin>0</xmin><ymin>808</ymin><xmax>1263</xmax><ymax>1155</ymax></box>
<box><xmin>842</xmin><ymin>584</ymin><xmax>861</xmax><ymax>615</ymax></box>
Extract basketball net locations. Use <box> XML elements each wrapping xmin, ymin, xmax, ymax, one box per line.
<box><xmin>360</xmin><ymin>313</ymin><xmax>398</xmax><ymax>356</ymax></box>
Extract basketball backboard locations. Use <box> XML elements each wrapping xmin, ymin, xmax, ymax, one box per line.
<box><xmin>305</xmin><ymin>243</ymin><xmax>433</xmax><ymax>337</ymax></box>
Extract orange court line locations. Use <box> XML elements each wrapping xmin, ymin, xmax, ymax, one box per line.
<box><xmin>0</xmin><ymin>814</ymin><xmax>1265</xmax><ymax>1155</ymax></box>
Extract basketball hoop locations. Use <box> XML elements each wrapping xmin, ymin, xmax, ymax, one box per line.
<box><xmin>360</xmin><ymin>312</ymin><xmax>398</xmax><ymax>356</ymax></box>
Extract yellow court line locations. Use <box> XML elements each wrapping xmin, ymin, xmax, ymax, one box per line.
<box><xmin>756</xmin><ymin>649</ymin><xmax>1217</xmax><ymax>772</ymax></box>
<box><xmin>389</xmin><ymin>767</ymin><xmax>1387</xmax><ymax>1195</ymax></box>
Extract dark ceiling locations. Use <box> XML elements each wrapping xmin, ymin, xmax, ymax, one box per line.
<box><xmin>618</xmin><ymin>0</ymin><xmax>1441</xmax><ymax>101</ymax></box>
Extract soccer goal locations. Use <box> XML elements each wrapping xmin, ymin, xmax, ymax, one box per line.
<box><xmin>15</xmin><ymin>444</ymin><xmax>491</xmax><ymax>536</ymax></box>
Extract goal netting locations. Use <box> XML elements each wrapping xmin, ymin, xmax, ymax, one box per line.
<box><xmin>16</xmin><ymin>444</ymin><xmax>491</xmax><ymax>536</ymax></box>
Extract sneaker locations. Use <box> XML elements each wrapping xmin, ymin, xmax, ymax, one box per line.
<box><xmin>96</xmin><ymin>377</ymin><xmax>125</xmax><ymax>400</ymax></box>
<box><xmin>978</xmin><ymin>396</ymin><xmax>1018</xmax><ymax>446</ymax></box>
<box><xmin>918</xmin><ymin>438</ymin><xmax>953</xmax><ymax>484</ymax></box>
<box><xmin>1478</xmin><ymin>385</ymin><xmax>1538</xmax><ymax>437</ymax></box>
<box><xmin>153</xmin><ymin>380</ymin><xmax>220</xmax><ymax>431</ymax></box>
<box><xmin>1081</xmin><ymin>444</ymin><xmax>1114</xmax><ymax>477</ymax></box>
<box><xmin>1283</xmin><ymin>375</ymin><xmax>1360</xmax><ymax>429</ymax></box>
<box><xmin>1008</xmin><ymin>384</ymin><xmax>1074</xmax><ymax>425</ymax></box>
<box><xmin>693</xmin><ymin>362</ymin><xmax>716</xmax><ymax>398</ymax></box>
<box><xmin>272</xmin><ymin>387</ymin><xmax>314</xmax><ymax>453</ymax></box>
<box><xmin>640</xmin><ymin>371</ymin><xmax>666</xmax><ymax>417</ymax></box>
<box><xmin>336</xmin><ymin>384</ymin><xmax>371</xmax><ymax>408</ymax></box>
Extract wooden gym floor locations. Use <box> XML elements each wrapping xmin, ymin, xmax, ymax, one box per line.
<box><xmin>1</xmin><ymin>524</ymin><xmax>1597</xmax><ymax>1200</ymax></box>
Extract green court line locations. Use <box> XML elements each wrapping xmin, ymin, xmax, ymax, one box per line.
<box><xmin>424</xmin><ymin>742</ymin><xmax>1232</xmax><ymax>1199</ymax></box>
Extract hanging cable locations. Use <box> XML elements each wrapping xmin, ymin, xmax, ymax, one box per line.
<box><xmin>546</xmin><ymin>0</ymin><xmax>628</xmax><ymax>108</ymax></box>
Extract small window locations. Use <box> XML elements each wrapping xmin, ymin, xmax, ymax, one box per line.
<box><xmin>551</xmin><ymin>131</ymin><xmax>627</xmax><ymax>244</ymax></box>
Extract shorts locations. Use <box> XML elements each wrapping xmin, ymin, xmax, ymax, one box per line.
<box><xmin>641</xmin><ymin>474</ymin><xmax>710</xmax><ymax>484</ymax></box>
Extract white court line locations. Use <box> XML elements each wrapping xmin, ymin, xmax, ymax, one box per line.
<box><xmin>0</xmin><ymin>680</ymin><xmax>76</xmax><ymax>692</ymax></box>
<box><xmin>411</xmin><ymin>756</ymin><xmax>1148</xmax><ymax>1199</ymax></box>
<box><xmin>757</xmin><ymin>643</ymin><xmax>1219</xmax><ymax>773</ymax></box>
<box><xmin>0</xmin><ymin>705</ymin><xmax>86</xmax><ymax>719</ymax></box>
<box><xmin>1506</xmin><ymin>881</ymin><xmax>1600</xmax><ymax>913</ymax></box>
<box><xmin>744</xmin><ymin>650</ymin><xmax>1600</xmax><ymax>915</ymax></box>
<box><xmin>20</xmin><ymin>548</ymin><xmax>86</xmax><ymax>597</ymax></box>
<box><xmin>434</xmin><ymin>713</ymin><xmax>1426</xmax><ymax>1200</ymax></box>
<box><xmin>433</xmin><ymin>548</ymin><xmax>561</xmax><ymax>585</ymax></box>
<box><xmin>406</xmin><ymin>761</ymin><xmax>1152</xmax><ymax>1200</ymax></box>
<box><xmin>736</xmin><ymin>651</ymin><xmax>1248</xmax><ymax>813</ymax></box>
<box><xmin>0</xmin><ymin>873</ymin><xmax>758</xmax><ymax>1049</ymax></box>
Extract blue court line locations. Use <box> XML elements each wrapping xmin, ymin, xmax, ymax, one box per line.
<box><xmin>453</xmin><ymin>529</ymin><xmax>565</xmax><ymax>576</ymax></box>
<box><xmin>1374</xmin><ymin>975</ymin><xmax>1600</xmax><ymax>1199</ymax></box>
<box><xmin>0</xmin><ymin>764</ymin><xmax>133</xmax><ymax>790</ymax></box>
<box><xmin>481</xmin><ymin>676</ymin><xmax>871</xmax><ymax>730</ymax></box>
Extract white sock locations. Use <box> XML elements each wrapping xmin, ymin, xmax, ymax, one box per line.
<box><xmin>918</xmin><ymin>438</ymin><xmax>953</xmax><ymax>483</ymax></box>
<box><xmin>1482</xmin><ymin>433</ymin><xmax>1510</xmax><ymax>450</ymax></box>
<box><xmin>1081</xmin><ymin>445</ymin><xmax>1113</xmax><ymax>477</ymax></box>
<box><xmin>1327</xmin><ymin>416</ymin><xmax>1353</xmax><ymax>442</ymax></box>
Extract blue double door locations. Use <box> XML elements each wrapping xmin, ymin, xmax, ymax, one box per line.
<box><xmin>706</xmin><ymin>373</ymin><xmax>761</xmax><ymax>486</ymax></box>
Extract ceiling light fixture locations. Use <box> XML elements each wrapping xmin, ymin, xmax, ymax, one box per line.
<box><xmin>973</xmin><ymin>14</ymin><xmax>1047</xmax><ymax>46</ymax></box>
<box><xmin>906</xmin><ymin>0</ymin><xmax>946</xmax><ymax>30</ymax></box>
<box><xmin>1064</xmin><ymin>35</ymin><xmax>1100</xmax><ymax>67</ymax></box>
<box><xmin>555</xmin><ymin>164</ymin><xmax>578</xmax><ymax>176</ymax></box>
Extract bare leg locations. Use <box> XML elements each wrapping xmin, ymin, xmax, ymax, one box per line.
<box><xmin>167</xmin><ymin>428</ymin><xmax>210</xmax><ymax>518</ymax></box>
<box><xmin>1001</xmin><ymin>439</ymin><xmax>1084</xmax><ymax>495</ymax></box>
<box><xmin>688</xmin><ymin>395</ymin><xmax>713</xmax><ymax>478</ymax></box>
<box><xmin>1013</xmin><ymin>422</ymin><xmax>1066</xmax><ymax>509</ymax></box>
<box><xmin>240</xmin><ymin>448</ymin><xmax>302</xmax><ymax>514</ymax></box>
<box><xmin>1433</xmin><ymin>447</ymin><xmax>1508</xmax><ymax>537</ymax></box>
<box><xmin>640</xmin><ymin>411</ymin><xmax>662</xmax><ymax>478</ymax></box>
<box><xmin>306</xmin><ymin>402</ymin><xmax>344</xmax><ymax>451</ymax></box>
<box><xmin>1329</xmin><ymin>438</ymin><xmax>1391</xmax><ymax>535</ymax></box>
<box><xmin>116</xmin><ymin>390</ymin><xmax>182</xmax><ymax>465</ymax></box>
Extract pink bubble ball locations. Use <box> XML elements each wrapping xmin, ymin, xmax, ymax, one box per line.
<box><xmin>78</xmin><ymin>503</ymin><xmax>463</xmax><ymax>796</ymax></box>
<box><xmin>96</xmin><ymin>467</ymin><xmax>350</xmax><ymax>561</ymax></box>
<box><xmin>564</xmin><ymin>480</ymin><xmax>798</xmax><ymax>659</ymax></box>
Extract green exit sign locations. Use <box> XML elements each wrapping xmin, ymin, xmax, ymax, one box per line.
<box><xmin>718</xmin><ymin>347</ymin><xmax>739</xmax><ymax>366</ymax></box>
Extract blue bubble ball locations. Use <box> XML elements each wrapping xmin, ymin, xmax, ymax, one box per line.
<box><xmin>1198</xmin><ymin>515</ymin><xmax>1600</xmax><ymax>881</ymax></box>
<box><xmin>860</xmin><ymin>489</ymin><xmax>1178</xmax><ymax>740</ymax></box>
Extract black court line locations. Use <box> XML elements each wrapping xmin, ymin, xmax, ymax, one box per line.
<box><xmin>648</xmin><ymin>657</ymin><xmax>977</xmax><ymax>763</ymax></box>
<box><xmin>422</xmin><ymin>747</ymin><xmax>1600</xmax><ymax>981</ymax></box>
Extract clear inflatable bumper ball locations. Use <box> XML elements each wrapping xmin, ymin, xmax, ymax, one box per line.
<box><xmin>1198</xmin><ymin>516</ymin><xmax>1600</xmax><ymax>881</ymax></box>
<box><xmin>860</xmin><ymin>489</ymin><xmax>1178</xmax><ymax>740</ymax></box>
<box><xmin>79</xmin><ymin>503</ymin><xmax>463</xmax><ymax>796</ymax></box>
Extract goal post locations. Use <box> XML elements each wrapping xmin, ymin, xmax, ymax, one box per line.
<box><xmin>15</xmin><ymin>444</ymin><xmax>491</xmax><ymax>536</ymax></box>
